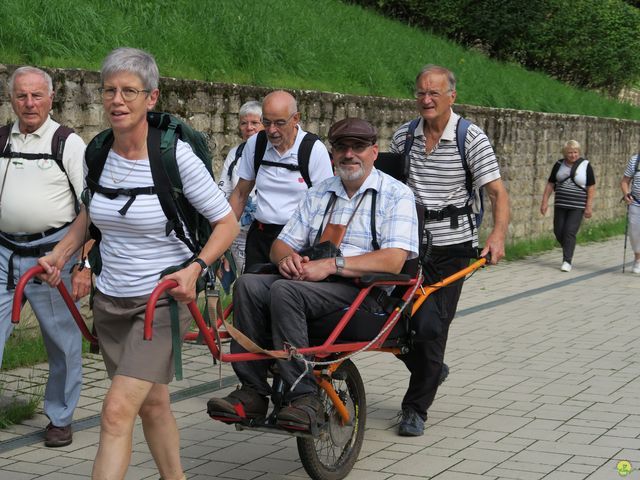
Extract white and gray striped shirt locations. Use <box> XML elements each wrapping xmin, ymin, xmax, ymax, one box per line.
<box><xmin>390</xmin><ymin>111</ymin><xmax>501</xmax><ymax>246</ymax></box>
<box><xmin>88</xmin><ymin>140</ymin><xmax>231</xmax><ymax>297</ymax></box>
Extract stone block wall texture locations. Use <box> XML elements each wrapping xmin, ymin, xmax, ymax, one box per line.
<box><xmin>2</xmin><ymin>64</ymin><xmax>638</xmax><ymax>245</ymax></box>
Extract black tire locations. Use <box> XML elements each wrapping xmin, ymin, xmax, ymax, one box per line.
<box><xmin>297</xmin><ymin>359</ymin><xmax>366</xmax><ymax>480</ymax></box>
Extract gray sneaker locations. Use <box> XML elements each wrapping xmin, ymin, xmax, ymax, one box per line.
<box><xmin>398</xmin><ymin>408</ymin><xmax>425</xmax><ymax>436</ymax></box>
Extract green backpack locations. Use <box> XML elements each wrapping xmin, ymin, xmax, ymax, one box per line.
<box><xmin>84</xmin><ymin>111</ymin><xmax>215</xmax><ymax>274</ymax></box>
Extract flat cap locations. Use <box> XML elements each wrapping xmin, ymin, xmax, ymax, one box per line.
<box><xmin>328</xmin><ymin>118</ymin><xmax>377</xmax><ymax>144</ymax></box>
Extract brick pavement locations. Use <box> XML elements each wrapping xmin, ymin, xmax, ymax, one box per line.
<box><xmin>0</xmin><ymin>235</ymin><xmax>638</xmax><ymax>479</ymax></box>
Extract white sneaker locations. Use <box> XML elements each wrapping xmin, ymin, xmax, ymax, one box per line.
<box><xmin>632</xmin><ymin>261</ymin><xmax>640</xmax><ymax>274</ymax></box>
<box><xmin>560</xmin><ymin>261</ymin><xmax>572</xmax><ymax>272</ymax></box>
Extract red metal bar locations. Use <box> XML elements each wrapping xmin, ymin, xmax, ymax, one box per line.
<box><xmin>145</xmin><ymin>276</ymin><xmax>421</xmax><ymax>363</ymax></box>
<box><xmin>12</xmin><ymin>265</ymin><xmax>98</xmax><ymax>345</ymax></box>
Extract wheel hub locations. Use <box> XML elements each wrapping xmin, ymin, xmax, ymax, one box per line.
<box><xmin>327</xmin><ymin>390</ymin><xmax>355</xmax><ymax>448</ymax></box>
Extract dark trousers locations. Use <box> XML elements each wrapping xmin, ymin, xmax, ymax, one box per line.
<box><xmin>230</xmin><ymin>274</ymin><xmax>383</xmax><ymax>400</ymax></box>
<box><xmin>396</xmin><ymin>250</ymin><xmax>469</xmax><ymax>420</ymax></box>
<box><xmin>553</xmin><ymin>207</ymin><xmax>584</xmax><ymax>263</ymax></box>
<box><xmin>245</xmin><ymin>221</ymin><xmax>284</xmax><ymax>271</ymax></box>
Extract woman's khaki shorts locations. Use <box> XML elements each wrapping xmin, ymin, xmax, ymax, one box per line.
<box><xmin>93</xmin><ymin>289</ymin><xmax>192</xmax><ymax>384</ymax></box>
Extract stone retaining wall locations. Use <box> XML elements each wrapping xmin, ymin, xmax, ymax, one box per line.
<box><xmin>1</xmin><ymin>63</ymin><xmax>638</xmax><ymax>245</ymax></box>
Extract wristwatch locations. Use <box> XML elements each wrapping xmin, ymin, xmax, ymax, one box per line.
<box><xmin>193</xmin><ymin>258</ymin><xmax>209</xmax><ymax>277</ymax></box>
<box><xmin>335</xmin><ymin>256</ymin><xmax>345</xmax><ymax>275</ymax></box>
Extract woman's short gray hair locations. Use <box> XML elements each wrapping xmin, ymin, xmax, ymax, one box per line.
<box><xmin>239</xmin><ymin>100</ymin><xmax>262</xmax><ymax>118</ymax></box>
<box><xmin>8</xmin><ymin>67</ymin><xmax>53</xmax><ymax>97</ymax></box>
<box><xmin>562</xmin><ymin>140</ymin><xmax>581</xmax><ymax>155</ymax></box>
<box><xmin>101</xmin><ymin>47</ymin><xmax>159</xmax><ymax>90</ymax></box>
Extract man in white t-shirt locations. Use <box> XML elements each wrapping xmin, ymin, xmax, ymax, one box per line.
<box><xmin>389</xmin><ymin>64</ymin><xmax>510</xmax><ymax>437</ymax></box>
<box><xmin>228</xmin><ymin>90</ymin><xmax>333</xmax><ymax>270</ymax></box>
<box><xmin>0</xmin><ymin>67</ymin><xmax>88</xmax><ymax>447</ymax></box>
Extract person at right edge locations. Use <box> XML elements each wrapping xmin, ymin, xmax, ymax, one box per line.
<box><xmin>540</xmin><ymin>140</ymin><xmax>596</xmax><ymax>272</ymax></box>
<box><xmin>389</xmin><ymin>64</ymin><xmax>509</xmax><ymax>437</ymax></box>
<box><xmin>620</xmin><ymin>151</ymin><xmax>640</xmax><ymax>274</ymax></box>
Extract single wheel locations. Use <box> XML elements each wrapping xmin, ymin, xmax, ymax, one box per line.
<box><xmin>297</xmin><ymin>359</ymin><xmax>366</xmax><ymax>480</ymax></box>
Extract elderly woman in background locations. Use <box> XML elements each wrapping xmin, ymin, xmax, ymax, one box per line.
<box><xmin>39</xmin><ymin>47</ymin><xmax>238</xmax><ymax>480</ymax></box>
<box><xmin>621</xmin><ymin>153</ymin><xmax>640</xmax><ymax>274</ymax></box>
<box><xmin>218</xmin><ymin>100</ymin><xmax>263</xmax><ymax>274</ymax></box>
<box><xmin>540</xmin><ymin>140</ymin><xmax>596</xmax><ymax>272</ymax></box>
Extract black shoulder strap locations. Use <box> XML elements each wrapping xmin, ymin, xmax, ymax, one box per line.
<box><xmin>51</xmin><ymin>126</ymin><xmax>78</xmax><ymax>211</ymax></box>
<box><xmin>228</xmin><ymin>141</ymin><xmax>246</xmax><ymax>180</ymax></box>
<box><xmin>0</xmin><ymin>125</ymin><xmax>10</xmax><ymax>156</ymax></box>
<box><xmin>370</xmin><ymin>189</ymin><xmax>379</xmax><ymax>250</ymax></box>
<box><xmin>297</xmin><ymin>133</ymin><xmax>318</xmax><ymax>188</ymax></box>
<box><xmin>253</xmin><ymin>131</ymin><xmax>268</xmax><ymax>178</ymax></box>
<box><xmin>147</xmin><ymin>126</ymin><xmax>197</xmax><ymax>253</ymax></box>
<box><xmin>456</xmin><ymin>117</ymin><xmax>472</xmax><ymax>196</ymax></box>
<box><xmin>253</xmin><ymin>130</ymin><xmax>317</xmax><ymax>188</ymax></box>
<box><xmin>402</xmin><ymin>119</ymin><xmax>421</xmax><ymax>183</ymax></box>
<box><xmin>85</xmin><ymin>129</ymin><xmax>114</xmax><ymax>196</ymax></box>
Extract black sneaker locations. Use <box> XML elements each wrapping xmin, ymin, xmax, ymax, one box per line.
<box><xmin>398</xmin><ymin>408</ymin><xmax>425</xmax><ymax>437</ymax></box>
<box><xmin>207</xmin><ymin>386</ymin><xmax>268</xmax><ymax>424</ymax></box>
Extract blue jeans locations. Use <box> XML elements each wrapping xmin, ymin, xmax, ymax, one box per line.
<box><xmin>0</xmin><ymin>227</ymin><xmax>82</xmax><ymax>427</ymax></box>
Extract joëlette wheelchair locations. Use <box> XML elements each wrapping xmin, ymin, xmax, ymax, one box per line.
<box><xmin>10</xmin><ymin>153</ymin><xmax>487</xmax><ymax>480</ymax></box>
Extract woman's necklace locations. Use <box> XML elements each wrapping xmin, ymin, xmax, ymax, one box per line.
<box><xmin>110</xmin><ymin>158</ymin><xmax>139</xmax><ymax>184</ymax></box>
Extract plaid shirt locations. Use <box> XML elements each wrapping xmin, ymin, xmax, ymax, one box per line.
<box><xmin>279</xmin><ymin>168</ymin><xmax>419</xmax><ymax>259</ymax></box>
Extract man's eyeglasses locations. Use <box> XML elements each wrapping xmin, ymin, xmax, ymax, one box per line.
<box><xmin>414</xmin><ymin>89</ymin><xmax>452</xmax><ymax>100</ymax></box>
<box><xmin>99</xmin><ymin>87</ymin><xmax>150</xmax><ymax>102</ymax></box>
<box><xmin>332</xmin><ymin>142</ymin><xmax>372</xmax><ymax>153</ymax></box>
<box><xmin>261</xmin><ymin>112</ymin><xmax>296</xmax><ymax>128</ymax></box>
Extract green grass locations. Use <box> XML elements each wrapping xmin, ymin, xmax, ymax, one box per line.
<box><xmin>504</xmin><ymin>216</ymin><xmax>627</xmax><ymax>261</ymax></box>
<box><xmin>1</xmin><ymin>331</ymin><xmax>48</xmax><ymax>371</ymax></box>
<box><xmin>2</xmin><ymin>0</ymin><xmax>640</xmax><ymax>120</ymax></box>
<box><xmin>0</xmin><ymin>392</ymin><xmax>41</xmax><ymax>429</ymax></box>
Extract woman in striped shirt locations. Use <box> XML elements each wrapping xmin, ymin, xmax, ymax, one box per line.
<box><xmin>540</xmin><ymin>140</ymin><xmax>596</xmax><ymax>272</ymax></box>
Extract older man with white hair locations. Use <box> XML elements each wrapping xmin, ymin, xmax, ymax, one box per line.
<box><xmin>0</xmin><ymin>66</ymin><xmax>88</xmax><ymax>447</ymax></box>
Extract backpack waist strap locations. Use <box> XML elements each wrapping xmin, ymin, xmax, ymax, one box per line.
<box><xmin>0</xmin><ymin>235</ymin><xmax>59</xmax><ymax>290</ymax></box>
<box><xmin>424</xmin><ymin>204</ymin><xmax>472</xmax><ymax>229</ymax></box>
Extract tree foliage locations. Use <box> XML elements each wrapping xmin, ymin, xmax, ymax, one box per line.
<box><xmin>351</xmin><ymin>0</ymin><xmax>640</xmax><ymax>94</ymax></box>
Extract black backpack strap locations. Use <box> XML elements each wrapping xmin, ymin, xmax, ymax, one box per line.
<box><xmin>456</xmin><ymin>117</ymin><xmax>472</xmax><ymax>196</ymax></box>
<box><xmin>85</xmin><ymin>129</ymin><xmax>114</xmax><ymax>196</ymax></box>
<box><xmin>253</xmin><ymin>130</ymin><xmax>268</xmax><ymax>178</ymax></box>
<box><xmin>402</xmin><ymin>119</ymin><xmax>421</xmax><ymax>183</ymax></box>
<box><xmin>147</xmin><ymin>126</ymin><xmax>197</xmax><ymax>253</ymax></box>
<box><xmin>297</xmin><ymin>133</ymin><xmax>318</xmax><ymax>188</ymax></box>
<box><xmin>50</xmin><ymin>126</ymin><xmax>79</xmax><ymax>212</ymax></box>
<box><xmin>0</xmin><ymin>125</ymin><xmax>10</xmax><ymax>156</ymax></box>
<box><xmin>253</xmin><ymin>131</ymin><xmax>317</xmax><ymax>188</ymax></box>
<box><xmin>228</xmin><ymin>141</ymin><xmax>246</xmax><ymax>180</ymax></box>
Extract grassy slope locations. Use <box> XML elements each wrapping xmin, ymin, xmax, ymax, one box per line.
<box><xmin>1</xmin><ymin>0</ymin><xmax>640</xmax><ymax>120</ymax></box>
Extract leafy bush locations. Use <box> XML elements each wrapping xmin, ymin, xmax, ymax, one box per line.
<box><xmin>352</xmin><ymin>0</ymin><xmax>640</xmax><ymax>94</ymax></box>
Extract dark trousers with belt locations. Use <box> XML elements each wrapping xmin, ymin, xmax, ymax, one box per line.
<box><xmin>396</xmin><ymin>246</ymin><xmax>470</xmax><ymax>420</ymax></box>
<box><xmin>244</xmin><ymin>221</ymin><xmax>285</xmax><ymax>271</ymax></box>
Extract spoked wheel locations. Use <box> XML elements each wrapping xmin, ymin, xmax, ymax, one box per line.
<box><xmin>297</xmin><ymin>359</ymin><xmax>366</xmax><ymax>480</ymax></box>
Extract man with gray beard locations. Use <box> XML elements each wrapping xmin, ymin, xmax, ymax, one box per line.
<box><xmin>208</xmin><ymin>118</ymin><xmax>419</xmax><ymax>433</ymax></box>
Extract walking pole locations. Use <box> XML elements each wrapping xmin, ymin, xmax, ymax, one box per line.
<box><xmin>623</xmin><ymin>204</ymin><xmax>629</xmax><ymax>273</ymax></box>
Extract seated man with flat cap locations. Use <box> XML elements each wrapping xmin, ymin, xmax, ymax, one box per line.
<box><xmin>208</xmin><ymin>118</ymin><xmax>419</xmax><ymax>432</ymax></box>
